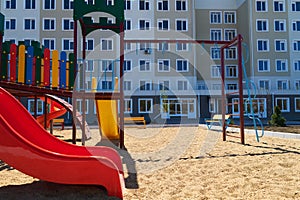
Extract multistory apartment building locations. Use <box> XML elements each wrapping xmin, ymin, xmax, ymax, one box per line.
<box><xmin>1</xmin><ymin>0</ymin><xmax>299</xmax><ymax>123</ymax></box>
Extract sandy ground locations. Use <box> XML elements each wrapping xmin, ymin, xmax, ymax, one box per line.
<box><xmin>0</xmin><ymin>125</ymin><xmax>299</xmax><ymax>200</ymax></box>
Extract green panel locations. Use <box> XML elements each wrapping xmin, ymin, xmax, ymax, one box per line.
<box><xmin>1</xmin><ymin>41</ymin><xmax>10</xmax><ymax>79</ymax></box>
<box><xmin>74</xmin><ymin>0</ymin><xmax>124</xmax><ymax>34</ymax></box>
<box><xmin>0</xmin><ymin>13</ymin><xmax>4</xmax><ymax>35</ymax></box>
<box><xmin>68</xmin><ymin>53</ymin><xmax>75</xmax><ymax>90</ymax></box>
<box><xmin>1</xmin><ymin>53</ymin><xmax>8</xmax><ymax>80</ymax></box>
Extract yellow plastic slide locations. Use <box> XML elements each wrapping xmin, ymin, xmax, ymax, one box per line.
<box><xmin>95</xmin><ymin>100</ymin><xmax>119</xmax><ymax>140</ymax></box>
<box><xmin>93</xmin><ymin>77</ymin><xmax>120</xmax><ymax>140</ymax></box>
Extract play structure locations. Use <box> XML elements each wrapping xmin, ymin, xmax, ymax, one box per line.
<box><xmin>221</xmin><ymin>35</ymin><xmax>264</xmax><ymax>144</ymax></box>
<box><xmin>0</xmin><ymin>1</ymin><xmax>125</xmax><ymax>199</ymax></box>
<box><xmin>0</xmin><ymin>88</ymin><xmax>124</xmax><ymax>198</ymax></box>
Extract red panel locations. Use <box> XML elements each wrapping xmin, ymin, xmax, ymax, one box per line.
<box><xmin>9</xmin><ymin>44</ymin><xmax>17</xmax><ymax>82</ymax></box>
<box><xmin>43</xmin><ymin>48</ymin><xmax>50</xmax><ymax>87</ymax></box>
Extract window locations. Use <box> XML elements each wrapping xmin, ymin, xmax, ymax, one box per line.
<box><xmin>5</xmin><ymin>19</ymin><xmax>16</xmax><ymax>30</ymax></box>
<box><xmin>211</xmin><ymin>65</ymin><xmax>221</xmax><ymax>78</ymax></box>
<box><xmin>274</xmin><ymin>20</ymin><xmax>286</xmax><ymax>31</ymax></box>
<box><xmin>256</xmin><ymin>0</ymin><xmax>267</xmax><ymax>11</ymax></box>
<box><xmin>140</xmin><ymin>80</ymin><xmax>152</xmax><ymax>91</ymax></box>
<box><xmin>139</xmin><ymin>42</ymin><xmax>151</xmax><ymax>50</ymax></box>
<box><xmin>274</xmin><ymin>0</ymin><xmax>285</xmax><ymax>11</ymax></box>
<box><xmin>224</xmin><ymin>29</ymin><xmax>236</xmax><ymax>41</ymax></box>
<box><xmin>176</xmin><ymin>19</ymin><xmax>188</xmax><ymax>31</ymax></box>
<box><xmin>124</xmin><ymin>0</ymin><xmax>131</xmax><ymax>10</ymax></box>
<box><xmin>226</xmin><ymin>65</ymin><xmax>238</xmax><ymax>78</ymax></box>
<box><xmin>256</xmin><ymin>19</ymin><xmax>268</xmax><ymax>31</ymax></box>
<box><xmin>43</xmin><ymin>18</ymin><xmax>55</xmax><ymax>30</ymax></box>
<box><xmin>124</xmin><ymin>81</ymin><xmax>131</xmax><ymax>91</ymax></box>
<box><xmin>101</xmin><ymin>81</ymin><xmax>112</xmax><ymax>90</ymax></box>
<box><xmin>25</xmin><ymin>0</ymin><xmax>36</xmax><ymax>9</ymax></box>
<box><xmin>101</xmin><ymin>39</ymin><xmax>113</xmax><ymax>51</ymax></box>
<box><xmin>106</xmin><ymin>0</ymin><xmax>114</xmax><ymax>5</ymax></box>
<box><xmin>295</xmin><ymin>98</ymin><xmax>300</xmax><ymax>112</ymax></box>
<box><xmin>24</xmin><ymin>19</ymin><xmax>36</xmax><ymax>30</ymax></box>
<box><xmin>63</xmin><ymin>19</ymin><xmax>74</xmax><ymax>30</ymax></box>
<box><xmin>276</xmin><ymin>59</ymin><xmax>288</xmax><ymax>72</ymax></box>
<box><xmin>295</xmin><ymin>80</ymin><xmax>300</xmax><ymax>90</ymax></box>
<box><xmin>292</xmin><ymin>20</ymin><xmax>300</xmax><ymax>31</ymax></box>
<box><xmin>232</xmin><ymin>98</ymin><xmax>267</xmax><ymax>118</ymax></box>
<box><xmin>158</xmin><ymin>19</ymin><xmax>169</xmax><ymax>31</ymax></box>
<box><xmin>210</xmin><ymin>29</ymin><xmax>222</xmax><ymax>41</ymax></box>
<box><xmin>158</xmin><ymin>42</ymin><xmax>169</xmax><ymax>51</ymax></box>
<box><xmin>139</xmin><ymin>99</ymin><xmax>152</xmax><ymax>113</ymax></box>
<box><xmin>5</xmin><ymin>0</ymin><xmax>16</xmax><ymax>9</ymax></box>
<box><xmin>277</xmin><ymin>80</ymin><xmax>289</xmax><ymax>90</ymax></box>
<box><xmin>28</xmin><ymin>99</ymin><xmax>44</xmax><ymax>115</ymax></box>
<box><xmin>292</xmin><ymin>1</ymin><xmax>300</xmax><ymax>11</ymax></box>
<box><xmin>62</xmin><ymin>39</ymin><xmax>74</xmax><ymax>51</ymax></box>
<box><xmin>43</xmin><ymin>39</ymin><xmax>55</xmax><ymax>50</ymax></box>
<box><xmin>44</xmin><ymin>0</ymin><xmax>55</xmax><ymax>9</ymax></box>
<box><xmin>276</xmin><ymin>98</ymin><xmax>290</xmax><ymax>112</ymax></box>
<box><xmin>124</xmin><ymin>60</ymin><xmax>132</xmax><ymax>72</ymax></box>
<box><xmin>139</xmin><ymin>0</ymin><xmax>150</xmax><ymax>10</ymax></box>
<box><xmin>227</xmin><ymin>84</ymin><xmax>238</xmax><ymax>90</ymax></box>
<box><xmin>124</xmin><ymin>42</ymin><xmax>132</xmax><ymax>51</ymax></box>
<box><xmin>76</xmin><ymin>99</ymin><xmax>89</xmax><ymax>114</ymax></box>
<box><xmin>84</xmin><ymin>39</ymin><xmax>94</xmax><ymax>51</ymax></box>
<box><xmin>124</xmin><ymin>99</ymin><xmax>132</xmax><ymax>113</ymax></box>
<box><xmin>225</xmin><ymin>48</ymin><xmax>237</xmax><ymax>60</ymax></box>
<box><xmin>139</xmin><ymin>19</ymin><xmax>150</xmax><ymax>30</ymax></box>
<box><xmin>159</xmin><ymin>80</ymin><xmax>169</xmax><ymax>90</ymax></box>
<box><xmin>176</xmin><ymin>0</ymin><xmax>187</xmax><ymax>11</ymax></box>
<box><xmin>63</xmin><ymin>0</ymin><xmax>74</xmax><ymax>9</ymax></box>
<box><xmin>224</xmin><ymin>11</ymin><xmax>236</xmax><ymax>24</ymax></box>
<box><xmin>139</xmin><ymin>60</ymin><xmax>151</xmax><ymax>71</ymax></box>
<box><xmin>176</xmin><ymin>59</ymin><xmax>188</xmax><ymax>72</ymax></box>
<box><xmin>176</xmin><ymin>42</ymin><xmax>188</xmax><ymax>51</ymax></box>
<box><xmin>294</xmin><ymin>60</ymin><xmax>300</xmax><ymax>72</ymax></box>
<box><xmin>275</xmin><ymin>39</ymin><xmax>287</xmax><ymax>52</ymax></box>
<box><xmin>84</xmin><ymin>0</ymin><xmax>95</xmax><ymax>5</ymax></box>
<box><xmin>258</xmin><ymin>80</ymin><xmax>270</xmax><ymax>90</ymax></box>
<box><xmin>157</xmin><ymin>0</ymin><xmax>168</xmax><ymax>11</ymax></box>
<box><xmin>85</xmin><ymin>60</ymin><xmax>94</xmax><ymax>72</ymax></box>
<box><xmin>101</xmin><ymin>60</ymin><xmax>114</xmax><ymax>72</ymax></box>
<box><xmin>178</xmin><ymin>80</ymin><xmax>188</xmax><ymax>90</ymax></box>
<box><xmin>124</xmin><ymin>20</ymin><xmax>131</xmax><ymax>30</ymax></box>
<box><xmin>210</xmin><ymin>11</ymin><xmax>222</xmax><ymax>24</ymax></box>
<box><xmin>211</xmin><ymin>47</ymin><xmax>220</xmax><ymax>60</ymax></box>
<box><xmin>258</xmin><ymin>59</ymin><xmax>270</xmax><ymax>72</ymax></box>
<box><xmin>293</xmin><ymin>40</ymin><xmax>300</xmax><ymax>51</ymax></box>
<box><xmin>158</xmin><ymin>59</ymin><xmax>170</xmax><ymax>72</ymax></box>
<box><xmin>257</xmin><ymin>39</ymin><xmax>269</xmax><ymax>51</ymax></box>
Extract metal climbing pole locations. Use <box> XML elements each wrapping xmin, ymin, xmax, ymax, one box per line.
<box><xmin>221</xmin><ymin>34</ymin><xmax>245</xmax><ymax>144</ymax></box>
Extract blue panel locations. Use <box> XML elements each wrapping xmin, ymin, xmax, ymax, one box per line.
<box><xmin>59</xmin><ymin>51</ymin><xmax>67</xmax><ymax>89</ymax></box>
<box><xmin>25</xmin><ymin>46</ymin><xmax>34</xmax><ymax>85</ymax></box>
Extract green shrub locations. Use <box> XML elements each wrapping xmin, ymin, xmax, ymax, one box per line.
<box><xmin>269</xmin><ymin>106</ymin><xmax>286</xmax><ymax>127</ymax></box>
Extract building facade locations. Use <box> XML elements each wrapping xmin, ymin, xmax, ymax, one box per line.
<box><xmin>1</xmin><ymin>0</ymin><xmax>300</xmax><ymax>124</ymax></box>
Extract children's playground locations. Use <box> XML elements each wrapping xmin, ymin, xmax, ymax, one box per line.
<box><xmin>0</xmin><ymin>1</ymin><xmax>299</xmax><ymax>199</ymax></box>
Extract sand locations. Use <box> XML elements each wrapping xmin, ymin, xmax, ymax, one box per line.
<box><xmin>0</xmin><ymin>126</ymin><xmax>299</xmax><ymax>200</ymax></box>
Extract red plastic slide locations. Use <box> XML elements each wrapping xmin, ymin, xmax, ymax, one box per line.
<box><xmin>0</xmin><ymin>88</ymin><xmax>124</xmax><ymax>199</ymax></box>
<box><xmin>36</xmin><ymin>97</ymin><xmax>67</xmax><ymax>128</ymax></box>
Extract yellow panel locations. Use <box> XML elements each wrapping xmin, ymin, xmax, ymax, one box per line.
<box><xmin>92</xmin><ymin>77</ymin><xmax>97</xmax><ymax>92</ymax></box>
<box><xmin>17</xmin><ymin>45</ymin><xmax>26</xmax><ymax>84</ymax></box>
<box><xmin>52</xmin><ymin>50</ymin><xmax>59</xmax><ymax>88</ymax></box>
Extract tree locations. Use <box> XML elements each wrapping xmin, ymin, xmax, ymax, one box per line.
<box><xmin>269</xmin><ymin>106</ymin><xmax>286</xmax><ymax>127</ymax></box>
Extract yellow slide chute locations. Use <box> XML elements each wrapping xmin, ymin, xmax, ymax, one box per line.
<box><xmin>93</xmin><ymin>78</ymin><xmax>120</xmax><ymax>140</ymax></box>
